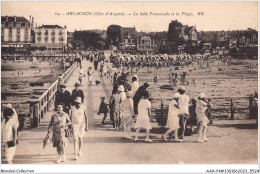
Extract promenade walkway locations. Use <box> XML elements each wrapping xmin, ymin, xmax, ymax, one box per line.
<box><xmin>12</xmin><ymin>60</ymin><xmax>258</xmax><ymax>164</ymax></box>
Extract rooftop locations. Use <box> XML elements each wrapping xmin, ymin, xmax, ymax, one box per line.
<box><xmin>1</xmin><ymin>16</ymin><xmax>31</xmax><ymax>27</ymax></box>
<box><xmin>36</xmin><ymin>25</ymin><xmax>64</xmax><ymax>29</ymax></box>
<box><xmin>121</xmin><ymin>27</ymin><xmax>137</xmax><ymax>37</ymax></box>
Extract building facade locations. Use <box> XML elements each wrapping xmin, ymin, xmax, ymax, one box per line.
<box><xmin>119</xmin><ymin>27</ymin><xmax>137</xmax><ymax>54</ymax></box>
<box><xmin>32</xmin><ymin>25</ymin><xmax>67</xmax><ymax>51</ymax></box>
<box><xmin>67</xmin><ymin>31</ymin><xmax>74</xmax><ymax>51</ymax></box>
<box><xmin>179</xmin><ymin>26</ymin><xmax>198</xmax><ymax>46</ymax></box>
<box><xmin>118</xmin><ymin>27</ymin><xmax>156</xmax><ymax>54</ymax></box>
<box><xmin>201</xmin><ymin>43</ymin><xmax>212</xmax><ymax>55</ymax></box>
<box><xmin>1</xmin><ymin>16</ymin><xmax>32</xmax><ymax>53</ymax></box>
<box><xmin>136</xmin><ymin>36</ymin><xmax>155</xmax><ymax>54</ymax></box>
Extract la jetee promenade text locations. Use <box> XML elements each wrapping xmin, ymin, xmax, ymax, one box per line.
<box><xmin>55</xmin><ymin>11</ymin><xmax>200</xmax><ymax>17</ymax></box>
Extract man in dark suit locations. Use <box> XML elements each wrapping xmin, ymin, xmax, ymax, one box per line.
<box><xmin>71</xmin><ymin>83</ymin><xmax>84</xmax><ymax>105</ymax></box>
<box><xmin>55</xmin><ymin>84</ymin><xmax>71</xmax><ymax>114</ymax></box>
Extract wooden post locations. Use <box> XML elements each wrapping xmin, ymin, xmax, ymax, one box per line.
<box><xmin>29</xmin><ymin>103</ymin><xmax>34</xmax><ymax>126</ymax></box>
<box><xmin>32</xmin><ymin>102</ymin><xmax>40</xmax><ymax>127</ymax></box>
<box><xmin>208</xmin><ymin>98</ymin><xmax>212</xmax><ymax>124</ymax></box>
<box><xmin>249</xmin><ymin>95</ymin><xmax>253</xmax><ymax>119</ymax></box>
<box><xmin>47</xmin><ymin>91</ymin><xmax>50</xmax><ymax>111</ymax></box>
<box><xmin>160</xmin><ymin>100</ymin><xmax>164</xmax><ymax>126</ymax></box>
<box><xmin>231</xmin><ymin>98</ymin><xmax>235</xmax><ymax>120</ymax></box>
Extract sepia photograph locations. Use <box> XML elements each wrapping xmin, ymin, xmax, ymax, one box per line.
<box><xmin>1</xmin><ymin>0</ymin><xmax>259</xmax><ymax>173</ymax></box>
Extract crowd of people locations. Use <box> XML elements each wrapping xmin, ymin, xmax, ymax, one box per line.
<box><xmin>0</xmin><ymin>51</ymin><xmax>216</xmax><ymax>164</ymax></box>
<box><xmin>88</xmin><ymin>52</ymin><xmax>213</xmax><ymax>144</ymax></box>
<box><xmin>104</xmin><ymin>74</ymin><xmax>211</xmax><ymax>143</ymax></box>
<box><xmin>42</xmin><ymin>51</ymin><xmax>213</xmax><ymax>163</ymax></box>
<box><xmin>107</xmin><ymin>53</ymin><xmax>213</xmax><ymax>69</ymax></box>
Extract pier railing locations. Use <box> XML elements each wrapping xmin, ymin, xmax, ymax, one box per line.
<box><xmin>153</xmin><ymin>96</ymin><xmax>257</xmax><ymax>126</ymax></box>
<box><xmin>1</xmin><ymin>62</ymin><xmax>77</xmax><ymax>127</ymax></box>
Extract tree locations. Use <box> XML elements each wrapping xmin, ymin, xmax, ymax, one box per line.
<box><xmin>167</xmin><ymin>20</ymin><xmax>183</xmax><ymax>44</ymax></box>
<box><xmin>106</xmin><ymin>25</ymin><xmax>121</xmax><ymax>45</ymax></box>
<box><xmin>153</xmin><ymin>31</ymin><xmax>168</xmax><ymax>44</ymax></box>
<box><xmin>71</xmin><ymin>40</ymin><xmax>84</xmax><ymax>50</ymax></box>
<box><xmin>73</xmin><ymin>31</ymin><xmax>104</xmax><ymax>49</ymax></box>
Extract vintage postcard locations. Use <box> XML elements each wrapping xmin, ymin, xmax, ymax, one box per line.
<box><xmin>1</xmin><ymin>0</ymin><xmax>258</xmax><ymax>173</ymax></box>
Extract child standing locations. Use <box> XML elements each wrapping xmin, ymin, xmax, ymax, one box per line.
<box><xmin>97</xmin><ymin>96</ymin><xmax>109</xmax><ymax>125</ymax></box>
<box><xmin>196</xmin><ymin>93</ymin><xmax>210</xmax><ymax>143</ymax></box>
<box><xmin>121</xmin><ymin>91</ymin><xmax>134</xmax><ymax>139</ymax></box>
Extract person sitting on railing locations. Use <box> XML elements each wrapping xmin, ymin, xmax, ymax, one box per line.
<box><xmin>55</xmin><ymin>84</ymin><xmax>71</xmax><ymax>115</ymax></box>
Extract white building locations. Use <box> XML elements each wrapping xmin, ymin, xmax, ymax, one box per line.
<box><xmin>137</xmin><ymin>36</ymin><xmax>155</xmax><ymax>54</ymax></box>
<box><xmin>33</xmin><ymin>25</ymin><xmax>67</xmax><ymax>51</ymax></box>
<box><xmin>1</xmin><ymin>16</ymin><xmax>32</xmax><ymax>51</ymax></box>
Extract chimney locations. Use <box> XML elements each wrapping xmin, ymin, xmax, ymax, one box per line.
<box><xmin>32</xmin><ymin>17</ymin><xmax>34</xmax><ymax>27</ymax></box>
<box><xmin>14</xmin><ymin>16</ymin><xmax>16</xmax><ymax>22</ymax></box>
<box><xmin>64</xmin><ymin>25</ymin><xmax>66</xmax><ymax>29</ymax></box>
<box><xmin>29</xmin><ymin>15</ymin><xmax>31</xmax><ymax>24</ymax></box>
<box><xmin>6</xmin><ymin>15</ymin><xmax>8</xmax><ymax>22</ymax></box>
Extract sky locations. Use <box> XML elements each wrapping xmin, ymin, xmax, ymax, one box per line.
<box><xmin>2</xmin><ymin>1</ymin><xmax>258</xmax><ymax>32</ymax></box>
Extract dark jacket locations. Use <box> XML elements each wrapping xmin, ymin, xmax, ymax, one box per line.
<box><xmin>55</xmin><ymin>90</ymin><xmax>71</xmax><ymax>109</ymax></box>
<box><xmin>133</xmin><ymin>85</ymin><xmax>149</xmax><ymax>115</ymax></box>
<box><xmin>98</xmin><ymin>101</ymin><xmax>109</xmax><ymax>114</ymax></box>
<box><xmin>71</xmin><ymin>89</ymin><xmax>84</xmax><ymax>104</ymax></box>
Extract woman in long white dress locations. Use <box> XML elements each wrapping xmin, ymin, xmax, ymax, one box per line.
<box><xmin>162</xmin><ymin>93</ymin><xmax>183</xmax><ymax>142</ymax></box>
<box><xmin>196</xmin><ymin>93</ymin><xmax>210</xmax><ymax>143</ymax></box>
<box><xmin>134</xmin><ymin>91</ymin><xmax>153</xmax><ymax>143</ymax></box>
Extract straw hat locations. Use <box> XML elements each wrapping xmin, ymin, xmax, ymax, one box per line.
<box><xmin>178</xmin><ymin>86</ymin><xmax>186</xmax><ymax>91</ymax></box>
<box><xmin>100</xmin><ymin>96</ymin><xmax>106</xmax><ymax>100</ymax></box>
<box><xmin>74</xmin><ymin>97</ymin><xmax>82</xmax><ymax>104</ymax></box>
<box><xmin>199</xmin><ymin>93</ymin><xmax>206</xmax><ymax>98</ymax></box>
<box><xmin>2</xmin><ymin>103</ymin><xmax>13</xmax><ymax>110</ymax></box>
<box><xmin>173</xmin><ymin>93</ymin><xmax>180</xmax><ymax>99</ymax></box>
<box><xmin>118</xmin><ymin>85</ymin><xmax>124</xmax><ymax>92</ymax></box>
